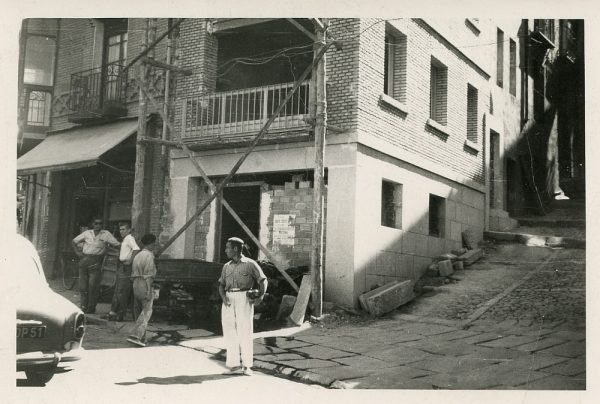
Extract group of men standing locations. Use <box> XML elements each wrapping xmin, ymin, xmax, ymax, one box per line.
<box><xmin>72</xmin><ymin>219</ymin><xmax>157</xmax><ymax>347</ymax></box>
<box><xmin>72</xmin><ymin>218</ymin><xmax>268</xmax><ymax>375</ymax></box>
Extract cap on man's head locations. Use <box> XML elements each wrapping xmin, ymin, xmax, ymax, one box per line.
<box><xmin>227</xmin><ymin>237</ymin><xmax>244</xmax><ymax>245</ymax></box>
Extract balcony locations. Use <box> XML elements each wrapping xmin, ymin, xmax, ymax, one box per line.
<box><xmin>181</xmin><ymin>81</ymin><xmax>311</xmax><ymax>143</ymax></box>
<box><xmin>69</xmin><ymin>62</ymin><xmax>128</xmax><ymax>123</ymax></box>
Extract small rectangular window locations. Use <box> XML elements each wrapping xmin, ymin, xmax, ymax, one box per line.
<box><xmin>429</xmin><ymin>194</ymin><xmax>446</xmax><ymax>237</ymax></box>
<box><xmin>467</xmin><ymin>84</ymin><xmax>478</xmax><ymax>143</ymax></box>
<box><xmin>430</xmin><ymin>58</ymin><xmax>448</xmax><ymax>125</ymax></box>
<box><xmin>384</xmin><ymin>26</ymin><xmax>407</xmax><ymax>103</ymax></box>
<box><xmin>496</xmin><ymin>28</ymin><xmax>504</xmax><ymax>88</ymax></box>
<box><xmin>509</xmin><ymin>39</ymin><xmax>517</xmax><ymax>96</ymax></box>
<box><xmin>381</xmin><ymin>180</ymin><xmax>403</xmax><ymax>229</ymax></box>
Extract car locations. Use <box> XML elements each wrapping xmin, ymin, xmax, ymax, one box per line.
<box><xmin>15</xmin><ymin>234</ymin><xmax>85</xmax><ymax>385</ymax></box>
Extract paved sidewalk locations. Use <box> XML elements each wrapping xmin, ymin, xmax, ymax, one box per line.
<box><xmin>179</xmin><ymin>244</ymin><xmax>586</xmax><ymax>390</ymax></box>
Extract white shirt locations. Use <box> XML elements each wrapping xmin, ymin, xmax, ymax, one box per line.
<box><xmin>73</xmin><ymin>230</ymin><xmax>120</xmax><ymax>255</ymax></box>
<box><xmin>119</xmin><ymin>234</ymin><xmax>140</xmax><ymax>264</ymax></box>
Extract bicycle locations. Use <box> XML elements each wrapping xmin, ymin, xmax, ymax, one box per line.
<box><xmin>60</xmin><ymin>251</ymin><xmax>79</xmax><ymax>290</ymax></box>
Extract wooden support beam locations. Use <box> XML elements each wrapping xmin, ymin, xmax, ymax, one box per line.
<box><xmin>140</xmin><ymin>57</ymin><xmax>192</xmax><ymax>76</ymax></box>
<box><xmin>137</xmin><ymin>82</ymin><xmax>300</xmax><ymax>292</ymax></box>
<box><xmin>286</xmin><ymin>18</ymin><xmax>316</xmax><ymax>41</ymax></box>
<box><xmin>151</xmin><ymin>39</ymin><xmax>340</xmax><ymax>258</ymax></box>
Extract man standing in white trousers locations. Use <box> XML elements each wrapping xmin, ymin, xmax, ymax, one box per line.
<box><xmin>218</xmin><ymin>237</ymin><xmax>267</xmax><ymax>376</ymax></box>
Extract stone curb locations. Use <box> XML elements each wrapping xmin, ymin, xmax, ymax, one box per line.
<box><xmin>484</xmin><ymin>231</ymin><xmax>585</xmax><ymax>249</ymax></box>
<box><xmin>188</xmin><ymin>345</ymin><xmax>349</xmax><ymax>389</ymax></box>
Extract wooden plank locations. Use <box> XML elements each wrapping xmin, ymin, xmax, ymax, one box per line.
<box><xmin>286</xmin><ymin>18</ymin><xmax>316</xmax><ymax>41</ymax></box>
<box><xmin>288</xmin><ymin>275</ymin><xmax>312</xmax><ymax>326</ymax></box>
<box><xmin>141</xmin><ymin>57</ymin><xmax>192</xmax><ymax>76</ymax></box>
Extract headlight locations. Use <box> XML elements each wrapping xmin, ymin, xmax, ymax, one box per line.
<box><xmin>74</xmin><ymin>313</ymin><xmax>85</xmax><ymax>340</ymax></box>
<box><xmin>64</xmin><ymin>341</ymin><xmax>80</xmax><ymax>351</ymax></box>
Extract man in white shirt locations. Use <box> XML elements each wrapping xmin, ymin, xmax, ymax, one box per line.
<box><xmin>72</xmin><ymin>217</ymin><xmax>120</xmax><ymax>314</ymax></box>
<box><xmin>106</xmin><ymin>221</ymin><xmax>140</xmax><ymax>321</ymax></box>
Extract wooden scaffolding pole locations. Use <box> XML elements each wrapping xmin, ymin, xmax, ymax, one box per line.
<box><xmin>310</xmin><ymin>20</ymin><xmax>328</xmax><ymax>318</ymax></box>
<box><xmin>131</xmin><ymin>18</ymin><xmax>156</xmax><ymax>237</ymax></box>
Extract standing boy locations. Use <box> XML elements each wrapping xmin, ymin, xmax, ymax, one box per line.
<box><xmin>126</xmin><ymin>233</ymin><xmax>157</xmax><ymax>347</ymax></box>
<box><xmin>106</xmin><ymin>222</ymin><xmax>139</xmax><ymax>321</ymax></box>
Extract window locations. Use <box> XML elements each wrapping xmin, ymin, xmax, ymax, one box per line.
<box><xmin>467</xmin><ymin>84</ymin><xmax>478</xmax><ymax>143</ymax></box>
<box><xmin>429</xmin><ymin>194</ymin><xmax>446</xmax><ymax>237</ymax></box>
<box><xmin>23</xmin><ymin>35</ymin><xmax>56</xmax><ymax>86</ymax></box>
<box><xmin>384</xmin><ymin>27</ymin><xmax>407</xmax><ymax>103</ymax></box>
<box><xmin>381</xmin><ymin>180</ymin><xmax>403</xmax><ymax>229</ymax></box>
<box><xmin>496</xmin><ymin>28</ymin><xmax>504</xmax><ymax>88</ymax></box>
<box><xmin>430</xmin><ymin>58</ymin><xmax>448</xmax><ymax>125</ymax></box>
<box><xmin>26</xmin><ymin>90</ymin><xmax>52</xmax><ymax>127</ymax></box>
<box><xmin>509</xmin><ymin>39</ymin><xmax>517</xmax><ymax>96</ymax></box>
<box><xmin>103</xmin><ymin>19</ymin><xmax>128</xmax><ymax>102</ymax></box>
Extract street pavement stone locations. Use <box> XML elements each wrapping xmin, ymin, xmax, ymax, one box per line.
<box><xmin>255</xmin><ymin>336</ymin><xmax>314</xmax><ymax>349</ymax></box>
<box><xmin>363</xmin><ymin>345</ymin><xmax>438</xmax><ymax>365</ymax></box>
<box><xmin>333</xmin><ymin>355</ymin><xmax>397</xmax><ymax>370</ymax></box>
<box><xmin>253</xmin><ymin>344</ymin><xmax>288</xmax><ymax>355</ymax></box>
<box><xmin>303</xmin><ymin>365</ymin><xmax>373</xmax><ymax>381</ymax></box>
<box><xmin>511</xmin><ymin>374</ymin><xmax>585</xmax><ymax>390</ymax></box>
<box><xmin>290</xmin><ymin>345</ymin><xmax>356</xmax><ymax>359</ymax></box>
<box><xmin>547</xmin><ymin>330</ymin><xmax>586</xmax><ymax>341</ymax></box>
<box><xmin>490</xmin><ymin>353</ymin><xmax>569</xmax><ymax>371</ymax></box>
<box><xmin>418</xmin><ymin>364</ymin><xmax>550</xmax><ymax>390</ymax></box>
<box><xmin>460</xmin><ymin>332</ymin><xmax>506</xmax><ymax>345</ymax></box>
<box><xmin>405</xmin><ymin>356</ymin><xmax>500</xmax><ymax>373</ymax></box>
<box><xmin>401</xmin><ymin>322</ymin><xmax>456</xmax><ymax>336</ymax></box>
<box><xmin>478</xmin><ymin>335</ymin><xmax>540</xmax><ymax>349</ymax></box>
<box><xmin>542</xmin><ymin>358</ymin><xmax>586</xmax><ymax>376</ymax></box>
<box><xmin>255</xmin><ymin>353</ymin><xmax>307</xmax><ymax>361</ymax></box>
<box><xmin>537</xmin><ymin>341</ymin><xmax>586</xmax><ymax>358</ymax></box>
<box><xmin>514</xmin><ymin>337</ymin><xmax>568</xmax><ymax>352</ymax></box>
<box><xmin>276</xmin><ymin>358</ymin><xmax>340</xmax><ymax>369</ymax></box>
<box><xmin>346</xmin><ymin>374</ymin><xmax>435</xmax><ymax>389</ymax></box>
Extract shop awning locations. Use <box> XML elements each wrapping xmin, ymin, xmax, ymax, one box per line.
<box><xmin>17</xmin><ymin>119</ymin><xmax>138</xmax><ymax>175</ymax></box>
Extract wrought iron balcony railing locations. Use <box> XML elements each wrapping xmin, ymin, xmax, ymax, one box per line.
<box><xmin>69</xmin><ymin>62</ymin><xmax>128</xmax><ymax>122</ymax></box>
<box><xmin>182</xmin><ymin>81</ymin><xmax>310</xmax><ymax>140</ymax></box>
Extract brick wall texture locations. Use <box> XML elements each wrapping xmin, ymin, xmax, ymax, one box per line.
<box><xmin>355</xmin><ymin>18</ymin><xmax>489</xmax><ymax>185</ymax></box>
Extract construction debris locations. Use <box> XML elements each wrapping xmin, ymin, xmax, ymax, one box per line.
<box><xmin>458</xmin><ymin>248</ymin><xmax>484</xmax><ymax>266</ymax></box>
<box><xmin>358</xmin><ymin>280</ymin><xmax>415</xmax><ymax>317</ymax></box>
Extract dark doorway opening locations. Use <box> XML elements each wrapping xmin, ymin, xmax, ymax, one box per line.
<box><xmin>219</xmin><ymin>185</ymin><xmax>261</xmax><ymax>262</ymax></box>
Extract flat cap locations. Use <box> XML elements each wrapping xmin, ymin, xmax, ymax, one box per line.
<box><xmin>227</xmin><ymin>237</ymin><xmax>244</xmax><ymax>245</ymax></box>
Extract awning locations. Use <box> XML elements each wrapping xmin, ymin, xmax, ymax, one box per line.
<box><xmin>17</xmin><ymin>119</ymin><xmax>138</xmax><ymax>175</ymax></box>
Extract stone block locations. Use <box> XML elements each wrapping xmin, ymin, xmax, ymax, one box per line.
<box><xmin>453</xmin><ymin>260</ymin><xmax>464</xmax><ymax>271</ymax></box>
<box><xmin>437</xmin><ymin>253</ymin><xmax>458</xmax><ymax>262</ymax></box>
<box><xmin>451</xmin><ymin>248</ymin><xmax>468</xmax><ymax>256</ymax></box>
<box><xmin>438</xmin><ymin>260</ymin><xmax>454</xmax><ymax>277</ymax></box>
<box><xmin>462</xmin><ymin>229</ymin><xmax>474</xmax><ymax>249</ymax></box>
<box><xmin>359</xmin><ymin>280</ymin><xmax>415</xmax><ymax>317</ymax></box>
<box><xmin>277</xmin><ymin>295</ymin><xmax>297</xmax><ymax>320</ymax></box>
<box><xmin>425</xmin><ymin>263</ymin><xmax>439</xmax><ymax>277</ymax></box>
<box><xmin>458</xmin><ymin>248</ymin><xmax>483</xmax><ymax>266</ymax></box>
<box><xmin>299</xmin><ymin>181</ymin><xmax>312</xmax><ymax>189</ymax></box>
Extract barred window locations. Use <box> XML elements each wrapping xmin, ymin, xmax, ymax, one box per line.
<box><xmin>430</xmin><ymin>58</ymin><xmax>448</xmax><ymax>125</ymax></box>
<box><xmin>467</xmin><ymin>84</ymin><xmax>478</xmax><ymax>143</ymax></box>
<box><xmin>384</xmin><ymin>27</ymin><xmax>407</xmax><ymax>103</ymax></box>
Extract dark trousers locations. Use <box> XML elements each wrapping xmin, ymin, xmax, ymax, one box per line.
<box><xmin>78</xmin><ymin>255</ymin><xmax>104</xmax><ymax>314</ymax></box>
<box><xmin>110</xmin><ymin>263</ymin><xmax>133</xmax><ymax>318</ymax></box>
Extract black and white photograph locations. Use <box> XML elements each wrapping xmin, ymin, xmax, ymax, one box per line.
<box><xmin>3</xmin><ymin>0</ymin><xmax>597</xmax><ymax>402</ymax></box>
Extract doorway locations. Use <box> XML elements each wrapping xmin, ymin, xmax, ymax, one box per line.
<box><xmin>489</xmin><ymin>131</ymin><xmax>502</xmax><ymax>209</ymax></box>
<box><xmin>218</xmin><ymin>185</ymin><xmax>261</xmax><ymax>262</ymax></box>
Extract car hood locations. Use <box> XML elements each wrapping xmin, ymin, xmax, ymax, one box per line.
<box><xmin>17</xmin><ymin>286</ymin><xmax>82</xmax><ymax>322</ymax></box>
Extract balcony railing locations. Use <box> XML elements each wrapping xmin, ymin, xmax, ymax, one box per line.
<box><xmin>69</xmin><ymin>62</ymin><xmax>128</xmax><ymax>122</ymax></box>
<box><xmin>182</xmin><ymin>81</ymin><xmax>310</xmax><ymax>140</ymax></box>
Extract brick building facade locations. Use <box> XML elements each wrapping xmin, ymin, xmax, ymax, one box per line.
<box><xmin>17</xmin><ymin>18</ymin><xmax>583</xmax><ymax>308</ymax></box>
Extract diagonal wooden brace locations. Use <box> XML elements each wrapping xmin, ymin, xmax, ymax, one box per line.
<box><xmin>137</xmin><ymin>83</ymin><xmax>299</xmax><ymax>292</ymax></box>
